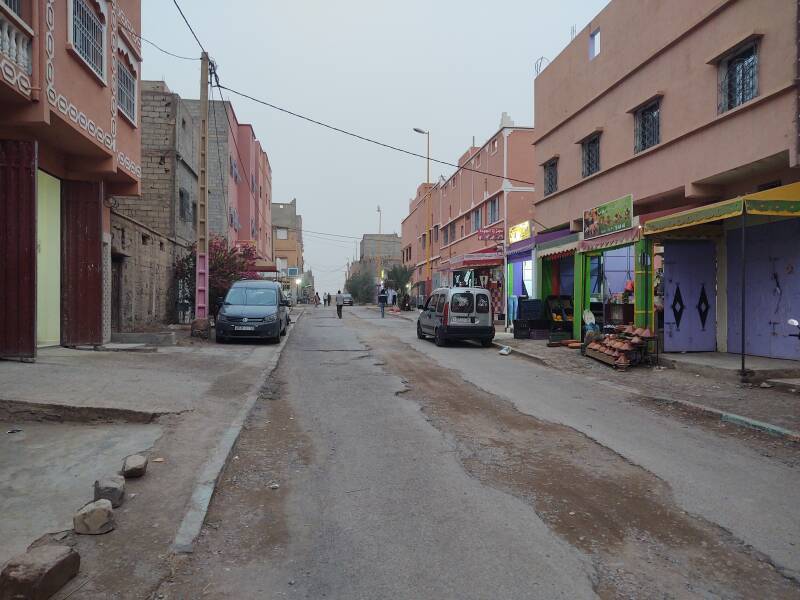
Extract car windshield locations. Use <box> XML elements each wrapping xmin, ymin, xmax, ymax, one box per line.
<box><xmin>451</xmin><ymin>292</ymin><xmax>474</xmax><ymax>313</ymax></box>
<box><xmin>225</xmin><ymin>287</ymin><xmax>278</xmax><ymax>306</ymax></box>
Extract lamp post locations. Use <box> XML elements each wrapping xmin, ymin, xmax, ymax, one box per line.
<box><xmin>413</xmin><ymin>127</ymin><xmax>432</xmax><ymax>295</ymax></box>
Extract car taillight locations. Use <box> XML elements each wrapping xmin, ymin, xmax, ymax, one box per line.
<box><xmin>443</xmin><ymin>302</ymin><xmax>449</xmax><ymax>325</ymax></box>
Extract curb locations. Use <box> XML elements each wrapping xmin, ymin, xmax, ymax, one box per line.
<box><xmin>171</xmin><ymin>314</ymin><xmax>301</xmax><ymax>554</ymax></box>
<box><xmin>0</xmin><ymin>398</ymin><xmax>172</xmax><ymax>424</ymax></box>
<box><xmin>490</xmin><ymin>343</ymin><xmax>800</xmax><ymax>442</ymax></box>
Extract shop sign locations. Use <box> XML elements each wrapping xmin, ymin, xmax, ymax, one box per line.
<box><xmin>478</xmin><ymin>227</ymin><xmax>504</xmax><ymax>241</ymax></box>
<box><xmin>508</xmin><ymin>221</ymin><xmax>531</xmax><ymax>244</ymax></box>
<box><xmin>583</xmin><ymin>194</ymin><xmax>633</xmax><ymax>239</ymax></box>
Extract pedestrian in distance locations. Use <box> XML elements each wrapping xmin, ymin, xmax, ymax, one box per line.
<box><xmin>323</xmin><ymin>292</ymin><xmax>328</xmax><ymax>307</ymax></box>
<box><xmin>378</xmin><ymin>287</ymin><xmax>388</xmax><ymax>318</ymax></box>
<box><xmin>335</xmin><ymin>290</ymin><xmax>344</xmax><ymax>319</ymax></box>
<box><xmin>314</xmin><ymin>292</ymin><xmax>321</xmax><ymax>308</ymax></box>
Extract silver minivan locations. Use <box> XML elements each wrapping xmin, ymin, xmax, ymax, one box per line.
<box><xmin>416</xmin><ymin>287</ymin><xmax>495</xmax><ymax>347</ymax></box>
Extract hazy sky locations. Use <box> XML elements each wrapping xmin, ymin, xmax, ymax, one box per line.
<box><xmin>141</xmin><ymin>0</ymin><xmax>609</xmax><ymax>293</ymax></box>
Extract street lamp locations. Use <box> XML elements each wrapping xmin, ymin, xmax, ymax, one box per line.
<box><xmin>412</xmin><ymin>128</ymin><xmax>430</xmax><ymax>184</ymax></box>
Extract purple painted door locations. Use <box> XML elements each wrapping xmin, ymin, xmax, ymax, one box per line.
<box><xmin>663</xmin><ymin>241</ymin><xmax>717</xmax><ymax>352</ymax></box>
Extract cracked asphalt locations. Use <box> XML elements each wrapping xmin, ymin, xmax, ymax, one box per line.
<box><xmin>156</xmin><ymin>306</ymin><xmax>800</xmax><ymax>599</ymax></box>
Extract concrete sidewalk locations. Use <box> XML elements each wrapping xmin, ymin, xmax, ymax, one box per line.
<box><xmin>0</xmin><ymin>323</ymin><xmax>296</xmax><ymax>596</ymax></box>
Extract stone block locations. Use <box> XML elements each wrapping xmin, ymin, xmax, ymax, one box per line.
<box><xmin>93</xmin><ymin>475</ymin><xmax>125</xmax><ymax>507</ymax></box>
<box><xmin>122</xmin><ymin>453</ymin><xmax>148</xmax><ymax>478</ymax></box>
<box><xmin>73</xmin><ymin>500</ymin><xmax>115</xmax><ymax>535</ymax></box>
<box><xmin>0</xmin><ymin>545</ymin><xmax>80</xmax><ymax>600</ymax></box>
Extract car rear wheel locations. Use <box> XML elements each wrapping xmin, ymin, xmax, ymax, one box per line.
<box><xmin>480</xmin><ymin>338</ymin><xmax>493</xmax><ymax>348</ymax></box>
<box><xmin>434</xmin><ymin>328</ymin><xmax>447</xmax><ymax>347</ymax></box>
<box><xmin>417</xmin><ymin>322</ymin><xmax>426</xmax><ymax>339</ymax></box>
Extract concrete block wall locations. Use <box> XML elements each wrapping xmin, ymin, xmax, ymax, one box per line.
<box><xmin>110</xmin><ymin>212</ymin><xmax>190</xmax><ymax>331</ymax></box>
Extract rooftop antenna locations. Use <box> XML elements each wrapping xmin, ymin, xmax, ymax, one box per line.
<box><xmin>534</xmin><ymin>56</ymin><xmax>550</xmax><ymax>76</ymax></box>
<box><xmin>570</xmin><ymin>24</ymin><xmax>577</xmax><ymax>40</ymax></box>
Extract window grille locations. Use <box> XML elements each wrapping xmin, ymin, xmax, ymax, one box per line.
<box><xmin>117</xmin><ymin>58</ymin><xmax>136</xmax><ymax>121</ymax></box>
<box><xmin>73</xmin><ymin>0</ymin><xmax>104</xmax><ymax>78</ymax></box>
<box><xmin>443</xmin><ymin>225</ymin><xmax>449</xmax><ymax>245</ymax></box>
<box><xmin>472</xmin><ymin>208</ymin><xmax>482</xmax><ymax>231</ymax></box>
<box><xmin>543</xmin><ymin>158</ymin><xmax>558</xmax><ymax>196</ymax></box>
<box><xmin>581</xmin><ymin>134</ymin><xmax>600</xmax><ymax>178</ymax></box>
<box><xmin>433</xmin><ymin>225</ymin><xmax>439</xmax><ymax>242</ymax></box>
<box><xmin>487</xmin><ymin>198</ymin><xmax>499</xmax><ymax>223</ymax></box>
<box><xmin>6</xmin><ymin>0</ymin><xmax>21</xmax><ymax>15</ymax></box>
<box><xmin>718</xmin><ymin>44</ymin><xmax>758</xmax><ymax>113</ymax></box>
<box><xmin>634</xmin><ymin>100</ymin><xmax>660</xmax><ymax>153</ymax></box>
<box><xmin>179</xmin><ymin>189</ymin><xmax>190</xmax><ymax>221</ymax></box>
<box><xmin>449</xmin><ymin>223</ymin><xmax>456</xmax><ymax>241</ymax></box>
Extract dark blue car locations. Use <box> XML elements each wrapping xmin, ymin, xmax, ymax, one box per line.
<box><xmin>216</xmin><ymin>280</ymin><xmax>289</xmax><ymax>343</ymax></box>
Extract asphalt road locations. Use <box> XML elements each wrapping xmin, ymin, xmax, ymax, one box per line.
<box><xmin>158</xmin><ymin>306</ymin><xmax>800</xmax><ymax>599</ymax></box>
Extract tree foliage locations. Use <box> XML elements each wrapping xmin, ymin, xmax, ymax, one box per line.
<box><xmin>345</xmin><ymin>270</ymin><xmax>375</xmax><ymax>304</ymax></box>
<box><xmin>384</xmin><ymin>264</ymin><xmax>413</xmax><ymax>291</ymax></box>
<box><xmin>174</xmin><ymin>235</ymin><xmax>260</xmax><ymax>317</ymax></box>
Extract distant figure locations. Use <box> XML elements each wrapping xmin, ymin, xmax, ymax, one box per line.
<box><xmin>389</xmin><ymin>288</ymin><xmax>397</xmax><ymax>306</ymax></box>
<box><xmin>323</xmin><ymin>292</ymin><xmax>329</xmax><ymax>307</ymax></box>
<box><xmin>378</xmin><ymin>287</ymin><xmax>388</xmax><ymax>318</ymax></box>
<box><xmin>314</xmin><ymin>292</ymin><xmax>321</xmax><ymax>307</ymax></box>
<box><xmin>335</xmin><ymin>290</ymin><xmax>344</xmax><ymax>319</ymax></box>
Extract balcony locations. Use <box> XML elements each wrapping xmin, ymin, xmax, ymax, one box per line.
<box><xmin>0</xmin><ymin>1</ymin><xmax>33</xmax><ymax>98</ymax></box>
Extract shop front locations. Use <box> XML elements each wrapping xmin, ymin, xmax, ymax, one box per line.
<box><xmin>446</xmin><ymin>249</ymin><xmax>505</xmax><ymax>321</ymax></box>
<box><xmin>643</xmin><ymin>182</ymin><xmax>800</xmax><ymax>367</ymax></box>
<box><xmin>506</xmin><ymin>220</ymin><xmax>534</xmax><ymax>322</ymax></box>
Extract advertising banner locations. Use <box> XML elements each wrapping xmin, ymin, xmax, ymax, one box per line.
<box><xmin>583</xmin><ymin>194</ymin><xmax>633</xmax><ymax>239</ymax></box>
<box><xmin>508</xmin><ymin>221</ymin><xmax>531</xmax><ymax>244</ymax></box>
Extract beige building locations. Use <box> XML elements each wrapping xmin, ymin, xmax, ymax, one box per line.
<box><xmin>272</xmin><ymin>199</ymin><xmax>304</xmax><ymax>294</ymax></box>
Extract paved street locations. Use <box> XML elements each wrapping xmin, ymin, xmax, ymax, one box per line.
<box><xmin>157</xmin><ymin>306</ymin><xmax>800</xmax><ymax>599</ymax></box>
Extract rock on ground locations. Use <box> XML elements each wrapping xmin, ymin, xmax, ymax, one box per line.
<box><xmin>94</xmin><ymin>476</ymin><xmax>125</xmax><ymax>508</ymax></box>
<box><xmin>0</xmin><ymin>545</ymin><xmax>79</xmax><ymax>600</ymax></box>
<box><xmin>121</xmin><ymin>454</ymin><xmax>148</xmax><ymax>478</ymax></box>
<box><xmin>73</xmin><ymin>500</ymin><xmax>115</xmax><ymax>535</ymax></box>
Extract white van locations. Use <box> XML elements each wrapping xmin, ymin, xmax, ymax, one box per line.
<box><xmin>416</xmin><ymin>287</ymin><xmax>495</xmax><ymax>347</ymax></box>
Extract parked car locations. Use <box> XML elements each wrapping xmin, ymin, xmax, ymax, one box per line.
<box><xmin>342</xmin><ymin>293</ymin><xmax>354</xmax><ymax>306</ymax></box>
<box><xmin>216</xmin><ymin>280</ymin><xmax>289</xmax><ymax>343</ymax></box>
<box><xmin>417</xmin><ymin>287</ymin><xmax>495</xmax><ymax>347</ymax></box>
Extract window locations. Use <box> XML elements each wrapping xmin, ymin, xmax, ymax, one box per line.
<box><xmin>73</xmin><ymin>0</ymin><xmax>105</xmax><ymax>78</ymax></box>
<box><xmin>490</xmin><ymin>138</ymin><xmax>499</xmax><ymax>155</ymax></box>
<box><xmin>433</xmin><ymin>225</ymin><xmax>439</xmax><ymax>242</ymax></box>
<box><xmin>451</xmin><ymin>175</ymin><xmax>457</xmax><ymax>189</ymax></box>
<box><xmin>179</xmin><ymin>188</ymin><xmax>190</xmax><ymax>222</ymax></box>
<box><xmin>718</xmin><ymin>43</ymin><xmax>758</xmax><ymax>113</ymax></box>
<box><xmin>276</xmin><ymin>228</ymin><xmax>288</xmax><ymax>240</ymax></box>
<box><xmin>471</xmin><ymin>207</ymin><xmax>483</xmax><ymax>232</ymax></box>
<box><xmin>581</xmin><ymin>134</ymin><xmax>601</xmax><ymax>177</ymax></box>
<box><xmin>449</xmin><ymin>222</ymin><xmax>456</xmax><ymax>242</ymax></box>
<box><xmin>117</xmin><ymin>58</ymin><xmax>136</xmax><ymax>122</ymax></box>
<box><xmin>421</xmin><ymin>233</ymin><xmax>426</xmax><ymax>250</ymax></box>
<box><xmin>276</xmin><ymin>257</ymin><xmax>288</xmax><ymax>274</ymax></box>
<box><xmin>474</xmin><ymin>152</ymin><xmax>481</xmax><ymax>167</ymax></box>
<box><xmin>543</xmin><ymin>158</ymin><xmax>558</xmax><ymax>196</ymax></box>
<box><xmin>443</xmin><ymin>224</ymin><xmax>449</xmax><ymax>245</ymax></box>
<box><xmin>476</xmin><ymin>293</ymin><xmax>490</xmax><ymax>313</ymax></box>
<box><xmin>435</xmin><ymin>294</ymin><xmax>446</xmax><ymax>313</ymax></box>
<box><xmin>6</xmin><ymin>0</ymin><xmax>21</xmax><ymax>15</ymax></box>
<box><xmin>487</xmin><ymin>197</ymin><xmax>499</xmax><ymax>223</ymax></box>
<box><xmin>589</xmin><ymin>28</ymin><xmax>600</xmax><ymax>60</ymax></box>
<box><xmin>451</xmin><ymin>293</ymin><xmax>474</xmax><ymax>314</ymax></box>
<box><xmin>634</xmin><ymin>100</ymin><xmax>660</xmax><ymax>153</ymax></box>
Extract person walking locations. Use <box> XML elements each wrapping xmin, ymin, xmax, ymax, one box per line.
<box><xmin>314</xmin><ymin>292</ymin><xmax>321</xmax><ymax>308</ymax></box>
<box><xmin>324</xmin><ymin>292</ymin><xmax>329</xmax><ymax>307</ymax></box>
<box><xmin>335</xmin><ymin>290</ymin><xmax>344</xmax><ymax>319</ymax></box>
<box><xmin>378</xmin><ymin>287</ymin><xmax>388</xmax><ymax>318</ymax></box>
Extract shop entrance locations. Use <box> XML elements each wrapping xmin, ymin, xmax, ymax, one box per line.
<box><xmin>663</xmin><ymin>240</ymin><xmax>717</xmax><ymax>352</ymax></box>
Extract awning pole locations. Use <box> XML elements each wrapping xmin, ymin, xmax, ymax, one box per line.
<box><xmin>740</xmin><ymin>206</ymin><xmax>747</xmax><ymax>381</ymax></box>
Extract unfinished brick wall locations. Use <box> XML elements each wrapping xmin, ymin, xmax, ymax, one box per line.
<box><xmin>110</xmin><ymin>211</ymin><xmax>190</xmax><ymax>331</ymax></box>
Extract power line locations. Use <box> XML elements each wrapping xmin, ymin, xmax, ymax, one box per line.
<box><xmin>215</xmin><ymin>82</ymin><xmax>537</xmax><ymax>187</ymax></box>
<box><xmin>172</xmin><ymin>0</ymin><xmax>206</xmax><ymax>53</ymax></box>
<box><xmin>119</xmin><ymin>22</ymin><xmax>199</xmax><ymax>61</ymax></box>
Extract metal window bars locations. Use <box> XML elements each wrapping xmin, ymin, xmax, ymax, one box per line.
<box><xmin>718</xmin><ymin>45</ymin><xmax>758</xmax><ymax>113</ymax></box>
<box><xmin>117</xmin><ymin>59</ymin><xmax>136</xmax><ymax>121</ymax></box>
<box><xmin>73</xmin><ymin>0</ymin><xmax>104</xmax><ymax>78</ymax></box>
<box><xmin>634</xmin><ymin>101</ymin><xmax>660</xmax><ymax>153</ymax></box>
<box><xmin>581</xmin><ymin>135</ymin><xmax>600</xmax><ymax>178</ymax></box>
<box><xmin>544</xmin><ymin>159</ymin><xmax>558</xmax><ymax>196</ymax></box>
<box><xmin>5</xmin><ymin>0</ymin><xmax>21</xmax><ymax>15</ymax></box>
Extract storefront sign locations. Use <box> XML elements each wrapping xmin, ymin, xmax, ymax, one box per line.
<box><xmin>478</xmin><ymin>227</ymin><xmax>504</xmax><ymax>241</ymax></box>
<box><xmin>583</xmin><ymin>194</ymin><xmax>633</xmax><ymax>239</ymax></box>
<box><xmin>508</xmin><ymin>221</ymin><xmax>531</xmax><ymax>244</ymax></box>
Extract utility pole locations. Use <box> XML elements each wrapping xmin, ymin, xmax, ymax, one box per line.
<box><xmin>377</xmin><ymin>205</ymin><xmax>382</xmax><ymax>291</ymax></box>
<box><xmin>195</xmin><ymin>52</ymin><xmax>210</xmax><ymax>320</ymax></box>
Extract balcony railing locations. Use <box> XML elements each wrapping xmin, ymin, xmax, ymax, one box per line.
<box><xmin>0</xmin><ymin>5</ymin><xmax>32</xmax><ymax>76</ymax></box>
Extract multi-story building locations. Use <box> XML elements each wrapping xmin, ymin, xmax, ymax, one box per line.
<box><xmin>272</xmin><ymin>198</ymin><xmax>304</xmax><ymax>291</ymax></box>
<box><xmin>401</xmin><ymin>113</ymin><xmax>536</xmax><ymax>319</ymax></box>
<box><xmin>532</xmin><ymin>0</ymin><xmax>800</xmax><ymax>361</ymax></box>
<box><xmin>111</xmin><ymin>80</ymin><xmax>197</xmax><ymax>331</ymax></box>
<box><xmin>360</xmin><ymin>233</ymin><xmax>401</xmax><ymax>261</ymax></box>
<box><xmin>0</xmin><ymin>0</ymin><xmax>142</xmax><ymax>359</ymax></box>
<box><xmin>184</xmin><ymin>99</ymin><xmax>273</xmax><ymax>265</ymax></box>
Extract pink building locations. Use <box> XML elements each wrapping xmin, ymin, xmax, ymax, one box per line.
<box><xmin>532</xmin><ymin>0</ymin><xmax>800</xmax><ymax>360</ymax></box>
<box><xmin>401</xmin><ymin>114</ymin><xmax>535</xmax><ymax>320</ymax></box>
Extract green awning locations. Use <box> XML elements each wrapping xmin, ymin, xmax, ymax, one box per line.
<box><xmin>643</xmin><ymin>182</ymin><xmax>800</xmax><ymax>236</ymax></box>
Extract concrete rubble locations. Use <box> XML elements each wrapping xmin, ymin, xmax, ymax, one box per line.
<box><xmin>122</xmin><ymin>453</ymin><xmax>148</xmax><ymax>478</ymax></box>
<box><xmin>73</xmin><ymin>500</ymin><xmax>115</xmax><ymax>535</ymax></box>
<box><xmin>0</xmin><ymin>544</ymin><xmax>80</xmax><ymax>600</ymax></box>
<box><xmin>94</xmin><ymin>475</ymin><xmax>126</xmax><ymax>508</ymax></box>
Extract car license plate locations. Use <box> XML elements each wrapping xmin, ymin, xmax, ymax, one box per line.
<box><xmin>455</xmin><ymin>316</ymin><xmax>471</xmax><ymax>323</ymax></box>
<box><xmin>234</xmin><ymin>326</ymin><xmax>255</xmax><ymax>331</ymax></box>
